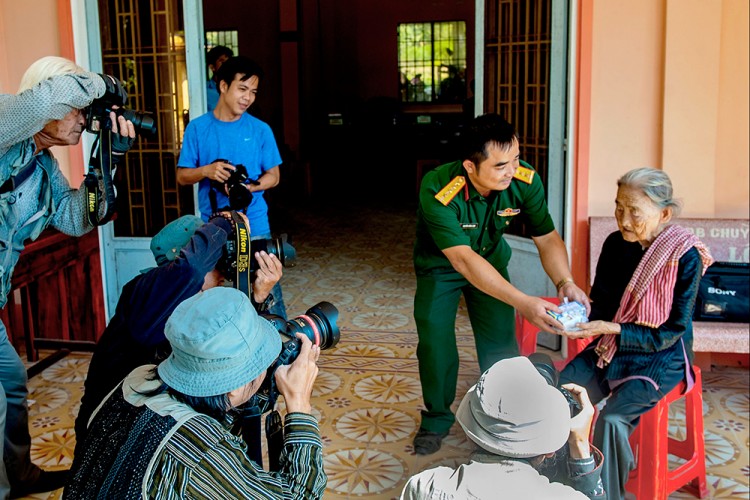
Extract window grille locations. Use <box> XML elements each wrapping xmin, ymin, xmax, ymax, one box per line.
<box><xmin>205</xmin><ymin>30</ymin><xmax>239</xmax><ymax>56</ymax></box>
<box><xmin>398</xmin><ymin>21</ymin><xmax>467</xmax><ymax>103</ymax></box>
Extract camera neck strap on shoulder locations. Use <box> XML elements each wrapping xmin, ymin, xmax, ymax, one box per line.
<box><xmin>209</xmin><ymin>184</ymin><xmax>220</xmax><ymax>214</ymax></box>
<box><xmin>84</xmin><ymin>129</ymin><xmax>117</xmax><ymax>226</ymax></box>
<box><xmin>231</xmin><ymin>211</ymin><xmax>252</xmax><ymax>297</ymax></box>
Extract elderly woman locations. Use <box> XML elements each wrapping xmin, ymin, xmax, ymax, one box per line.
<box><xmin>559</xmin><ymin>167</ymin><xmax>713</xmax><ymax>499</ymax></box>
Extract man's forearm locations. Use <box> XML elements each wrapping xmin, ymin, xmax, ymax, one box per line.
<box><xmin>533</xmin><ymin>230</ymin><xmax>574</xmax><ymax>285</ymax></box>
<box><xmin>567</xmin><ymin>446</ymin><xmax>606</xmax><ymax>499</ymax></box>
<box><xmin>0</xmin><ymin>73</ymin><xmax>104</xmax><ymax>152</ymax></box>
<box><xmin>249</xmin><ymin>166</ymin><xmax>280</xmax><ymax>192</ymax></box>
<box><xmin>176</xmin><ymin>167</ymin><xmax>205</xmax><ymax>186</ymax></box>
<box><xmin>443</xmin><ymin>246</ymin><xmax>527</xmax><ymax>308</ymax></box>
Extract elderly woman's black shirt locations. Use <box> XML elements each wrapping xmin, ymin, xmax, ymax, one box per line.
<box><xmin>587</xmin><ymin>230</ymin><xmax>703</xmax><ymax>386</ymax></box>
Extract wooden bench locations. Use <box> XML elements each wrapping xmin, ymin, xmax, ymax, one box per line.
<box><xmin>589</xmin><ymin>217</ymin><xmax>749</xmax><ymax>371</ymax></box>
<box><xmin>0</xmin><ymin>229</ymin><xmax>106</xmax><ymax>369</ymax></box>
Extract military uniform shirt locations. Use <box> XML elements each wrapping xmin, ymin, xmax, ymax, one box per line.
<box><xmin>414</xmin><ymin>159</ymin><xmax>555</xmax><ymax>275</ymax></box>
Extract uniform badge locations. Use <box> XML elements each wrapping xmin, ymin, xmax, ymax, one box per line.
<box><xmin>513</xmin><ymin>166</ymin><xmax>535</xmax><ymax>184</ymax></box>
<box><xmin>497</xmin><ymin>208</ymin><xmax>521</xmax><ymax>217</ymax></box>
<box><xmin>460</xmin><ymin>223</ymin><xmax>478</xmax><ymax>229</ymax></box>
<box><xmin>434</xmin><ymin>176</ymin><xmax>466</xmax><ymax>206</ymax></box>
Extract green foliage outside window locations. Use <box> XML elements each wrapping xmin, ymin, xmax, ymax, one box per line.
<box><xmin>398</xmin><ymin>21</ymin><xmax>467</xmax><ymax>103</ymax></box>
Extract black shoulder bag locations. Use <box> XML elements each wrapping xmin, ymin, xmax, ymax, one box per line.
<box><xmin>694</xmin><ymin>261</ymin><xmax>750</xmax><ymax>322</ymax></box>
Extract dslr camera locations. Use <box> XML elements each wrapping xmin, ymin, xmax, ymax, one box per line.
<box><xmin>211</xmin><ymin>160</ymin><xmax>257</xmax><ymax>211</ymax></box>
<box><xmin>85</xmin><ymin>74</ymin><xmax>156</xmax><ymax>137</ymax></box>
<box><xmin>216</xmin><ymin>220</ymin><xmax>296</xmax><ymax>279</ymax></box>
<box><xmin>528</xmin><ymin>352</ymin><xmax>581</xmax><ymax>417</ymax></box>
<box><xmin>260</xmin><ymin>302</ymin><xmax>341</xmax><ymax>405</ymax></box>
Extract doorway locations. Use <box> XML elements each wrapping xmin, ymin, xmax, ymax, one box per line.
<box><xmin>83</xmin><ymin>0</ymin><xmax>197</xmax><ymax>315</ymax></box>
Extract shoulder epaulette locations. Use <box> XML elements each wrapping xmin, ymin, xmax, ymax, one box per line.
<box><xmin>434</xmin><ymin>176</ymin><xmax>466</xmax><ymax>206</ymax></box>
<box><xmin>513</xmin><ymin>166</ymin><xmax>535</xmax><ymax>184</ymax></box>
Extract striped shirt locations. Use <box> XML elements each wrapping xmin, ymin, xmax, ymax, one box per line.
<box><xmin>147</xmin><ymin>412</ymin><xmax>326</xmax><ymax>499</ymax></box>
<box><xmin>67</xmin><ymin>365</ymin><xmax>326</xmax><ymax>499</ymax></box>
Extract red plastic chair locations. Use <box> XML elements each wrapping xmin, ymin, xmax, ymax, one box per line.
<box><xmin>515</xmin><ymin>297</ymin><xmax>592</xmax><ymax>370</ymax></box>
<box><xmin>625</xmin><ymin>366</ymin><xmax>709</xmax><ymax>499</ymax></box>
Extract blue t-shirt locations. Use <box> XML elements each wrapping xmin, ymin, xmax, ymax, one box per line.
<box><xmin>206</xmin><ymin>80</ymin><xmax>219</xmax><ymax>112</ymax></box>
<box><xmin>177</xmin><ymin>112</ymin><xmax>282</xmax><ymax>235</ymax></box>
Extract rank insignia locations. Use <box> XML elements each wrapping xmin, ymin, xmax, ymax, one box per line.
<box><xmin>513</xmin><ymin>166</ymin><xmax>535</xmax><ymax>184</ymax></box>
<box><xmin>497</xmin><ymin>208</ymin><xmax>521</xmax><ymax>217</ymax></box>
<box><xmin>434</xmin><ymin>176</ymin><xmax>466</xmax><ymax>206</ymax></box>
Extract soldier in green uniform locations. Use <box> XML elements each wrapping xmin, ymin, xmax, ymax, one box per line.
<box><xmin>412</xmin><ymin>114</ymin><xmax>590</xmax><ymax>455</ymax></box>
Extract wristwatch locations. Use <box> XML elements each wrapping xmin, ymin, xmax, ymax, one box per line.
<box><xmin>251</xmin><ymin>293</ymin><xmax>274</xmax><ymax>313</ymax></box>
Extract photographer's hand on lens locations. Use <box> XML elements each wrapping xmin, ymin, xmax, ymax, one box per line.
<box><xmin>274</xmin><ymin>333</ymin><xmax>320</xmax><ymax>415</ymax></box>
<box><xmin>562</xmin><ymin>320</ymin><xmax>620</xmax><ymax>339</ymax></box>
<box><xmin>561</xmin><ymin>383</ymin><xmax>595</xmax><ymax>459</ymax></box>
<box><xmin>517</xmin><ymin>296</ymin><xmax>565</xmax><ymax>334</ymax></box>
<box><xmin>203</xmin><ymin>160</ymin><xmax>235</xmax><ymax>184</ymax></box>
<box><xmin>557</xmin><ymin>282</ymin><xmax>592</xmax><ymax>315</ymax></box>
<box><xmin>108</xmin><ymin>110</ymin><xmax>136</xmax><ymax>162</ymax></box>
<box><xmin>252</xmin><ymin>251</ymin><xmax>282</xmax><ymax>304</ymax></box>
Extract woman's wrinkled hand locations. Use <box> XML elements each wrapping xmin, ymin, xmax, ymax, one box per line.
<box><xmin>561</xmin><ymin>320</ymin><xmax>620</xmax><ymax>339</ymax></box>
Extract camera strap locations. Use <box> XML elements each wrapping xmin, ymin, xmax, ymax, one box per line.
<box><xmin>231</xmin><ymin>211</ymin><xmax>252</xmax><ymax>297</ymax></box>
<box><xmin>265</xmin><ymin>410</ymin><xmax>284</xmax><ymax>472</ymax></box>
<box><xmin>84</xmin><ymin>129</ymin><xmax>117</xmax><ymax>226</ymax></box>
<box><xmin>209</xmin><ymin>185</ymin><xmax>219</xmax><ymax>214</ymax></box>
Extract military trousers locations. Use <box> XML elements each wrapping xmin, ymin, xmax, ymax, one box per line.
<box><xmin>414</xmin><ymin>269</ymin><xmax>518</xmax><ymax>434</ymax></box>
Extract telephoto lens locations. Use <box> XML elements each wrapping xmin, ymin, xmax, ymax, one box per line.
<box><xmin>263</xmin><ymin>302</ymin><xmax>339</xmax><ymax>353</ymax></box>
<box><xmin>251</xmin><ymin>234</ymin><xmax>297</xmax><ymax>272</ymax></box>
<box><xmin>260</xmin><ymin>302</ymin><xmax>340</xmax><ymax>406</ymax></box>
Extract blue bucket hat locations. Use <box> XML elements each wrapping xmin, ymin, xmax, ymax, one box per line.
<box><xmin>158</xmin><ymin>287</ymin><xmax>282</xmax><ymax>397</ymax></box>
<box><xmin>150</xmin><ymin>215</ymin><xmax>204</xmax><ymax>266</ymax></box>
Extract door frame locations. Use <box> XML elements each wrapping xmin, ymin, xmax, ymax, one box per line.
<box><xmin>75</xmin><ymin>0</ymin><xmax>205</xmax><ymax>318</ymax></box>
<box><xmin>474</xmin><ymin>0</ymin><xmax>573</xmax><ymax>243</ymax></box>
<box><xmin>474</xmin><ymin>0</ymin><xmax>578</xmax><ymax>352</ymax></box>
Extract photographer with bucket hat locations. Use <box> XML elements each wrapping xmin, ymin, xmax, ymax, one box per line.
<box><xmin>401</xmin><ymin>357</ymin><xmax>605</xmax><ymax>499</ymax></box>
<box><xmin>65</xmin><ymin>287</ymin><xmax>326</xmax><ymax>499</ymax></box>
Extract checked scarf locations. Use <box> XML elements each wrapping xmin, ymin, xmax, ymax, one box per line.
<box><xmin>594</xmin><ymin>225</ymin><xmax>714</xmax><ymax>368</ymax></box>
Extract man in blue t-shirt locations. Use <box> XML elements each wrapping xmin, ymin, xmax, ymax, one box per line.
<box><xmin>177</xmin><ymin>56</ymin><xmax>286</xmax><ymax>317</ymax></box>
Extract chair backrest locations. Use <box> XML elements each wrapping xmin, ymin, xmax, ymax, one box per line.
<box><xmin>589</xmin><ymin>217</ymin><xmax>749</xmax><ymax>287</ymax></box>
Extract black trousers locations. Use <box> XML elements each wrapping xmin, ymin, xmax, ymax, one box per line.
<box><xmin>560</xmin><ymin>350</ymin><xmax>684</xmax><ymax>500</ymax></box>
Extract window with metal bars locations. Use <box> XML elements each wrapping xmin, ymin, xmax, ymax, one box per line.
<box><xmin>205</xmin><ymin>30</ymin><xmax>239</xmax><ymax>56</ymax></box>
<box><xmin>397</xmin><ymin>21</ymin><xmax>467</xmax><ymax>103</ymax></box>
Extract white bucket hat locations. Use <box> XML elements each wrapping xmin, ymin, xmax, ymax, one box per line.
<box><xmin>456</xmin><ymin>356</ymin><xmax>571</xmax><ymax>458</ymax></box>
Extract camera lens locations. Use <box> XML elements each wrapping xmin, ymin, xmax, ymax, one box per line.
<box><xmin>287</xmin><ymin>301</ymin><xmax>340</xmax><ymax>350</ymax></box>
<box><xmin>119</xmin><ymin>108</ymin><xmax>157</xmax><ymax>136</ymax></box>
<box><xmin>228</xmin><ymin>184</ymin><xmax>253</xmax><ymax>211</ymax></box>
<box><xmin>250</xmin><ymin>235</ymin><xmax>297</xmax><ymax>271</ymax></box>
<box><xmin>528</xmin><ymin>352</ymin><xmax>559</xmax><ymax>387</ymax></box>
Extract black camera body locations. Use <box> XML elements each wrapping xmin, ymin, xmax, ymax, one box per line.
<box><xmin>260</xmin><ymin>302</ymin><xmax>340</xmax><ymax>405</ymax></box>
<box><xmin>528</xmin><ymin>352</ymin><xmax>581</xmax><ymax>416</ymax></box>
<box><xmin>85</xmin><ymin>90</ymin><xmax>156</xmax><ymax>137</ymax></box>
<box><xmin>216</xmin><ymin>226</ymin><xmax>296</xmax><ymax>279</ymax></box>
<box><xmin>211</xmin><ymin>160</ymin><xmax>257</xmax><ymax>211</ymax></box>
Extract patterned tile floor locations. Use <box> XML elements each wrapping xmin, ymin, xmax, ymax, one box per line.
<box><xmin>20</xmin><ymin>203</ymin><xmax>750</xmax><ymax>499</ymax></box>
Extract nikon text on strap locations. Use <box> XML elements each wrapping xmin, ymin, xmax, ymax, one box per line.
<box><xmin>231</xmin><ymin>211</ymin><xmax>252</xmax><ymax>297</ymax></box>
<box><xmin>84</xmin><ymin>128</ymin><xmax>117</xmax><ymax>226</ymax></box>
